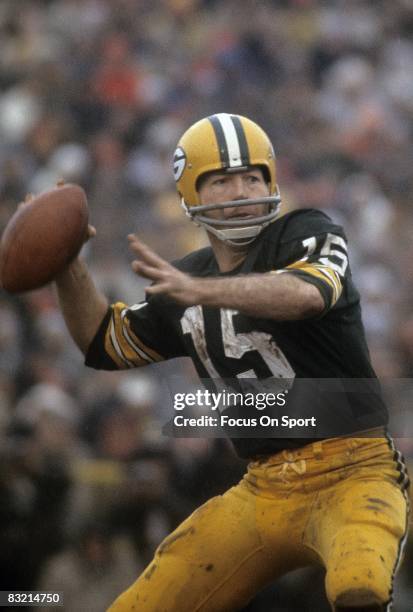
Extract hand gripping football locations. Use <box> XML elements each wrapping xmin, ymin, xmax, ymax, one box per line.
<box><xmin>0</xmin><ymin>183</ymin><xmax>89</xmax><ymax>293</ymax></box>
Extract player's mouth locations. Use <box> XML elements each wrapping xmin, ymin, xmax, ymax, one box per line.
<box><xmin>227</xmin><ymin>212</ymin><xmax>255</xmax><ymax>220</ymax></box>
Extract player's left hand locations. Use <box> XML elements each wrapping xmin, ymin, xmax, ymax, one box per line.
<box><xmin>128</xmin><ymin>234</ymin><xmax>200</xmax><ymax>305</ymax></box>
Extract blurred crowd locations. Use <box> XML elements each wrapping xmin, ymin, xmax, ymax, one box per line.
<box><xmin>0</xmin><ymin>0</ymin><xmax>412</xmax><ymax>610</ymax></box>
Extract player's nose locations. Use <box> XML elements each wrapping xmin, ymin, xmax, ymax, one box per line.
<box><xmin>229</xmin><ymin>175</ymin><xmax>248</xmax><ymax>200</ymax></box>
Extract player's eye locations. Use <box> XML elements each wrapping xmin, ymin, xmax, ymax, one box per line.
<box><xmin>212</xmin><ymin>177</ymin><xmax>227</xmax><ymax>186</ymax></box>
<box><xmin>245</xmin><ymin>174</ymin><xmax>260</xmax><ymax>184</ymax></box>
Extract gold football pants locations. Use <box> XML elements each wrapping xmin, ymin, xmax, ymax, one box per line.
<box><xmin>108</xmin><ymin>434</ymin><xmax>410</xmax><ymax>611</ymax></box>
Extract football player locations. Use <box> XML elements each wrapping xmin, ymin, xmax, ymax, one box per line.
<box><xmin>56</xmin><ymin>114</ymin><xmax>410</xmax><ymax>611</ymax></box>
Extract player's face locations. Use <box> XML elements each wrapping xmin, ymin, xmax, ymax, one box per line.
<box><xmin>197</xmin><ymin>167</ymin><xmax>270</xmax><ymax>223</ymax></box>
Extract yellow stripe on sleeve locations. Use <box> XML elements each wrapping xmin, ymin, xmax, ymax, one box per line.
<box><xmin>104</xmin><ymin>317</ymin><xmax>131</xmax><ymax>369</ymax></box>
<box><xmin>288</xmin><ymin>261</ymin><xmax>342</xmax><ymax>305</ymax></box>
<box><xmin>112</xmin><ymin>306</ymin><xmax>150</xmax><ymax>366</ymax></box>
<box><xmin>103</xmin><ymin>302</ymin><xmax>165</xmax><ymax>369</ymax></box>
<box><xmin>271</xmin><ymin>261</ymin><xmax>343</xmax><ymax>307</ymax></box>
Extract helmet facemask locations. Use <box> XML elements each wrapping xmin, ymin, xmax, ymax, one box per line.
<box><xmin>181</xmin><ymin>184</ymin><xmax>281</xmax><ymax>246</ymax></box>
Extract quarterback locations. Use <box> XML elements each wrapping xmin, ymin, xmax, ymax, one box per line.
<box><xmin>56</xmin><ymin>114</ymin><xmax>410</xmax><ymax>611</ymax></box>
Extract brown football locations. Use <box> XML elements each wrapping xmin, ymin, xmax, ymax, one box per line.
<box><xmin>0</xmin><ymin>183</ymin><xmax>89</xmax><ymax>293</ymax></box>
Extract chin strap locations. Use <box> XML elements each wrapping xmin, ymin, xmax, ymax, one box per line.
<box><xmin>194</xmin><ymin>220</ymin><xmax>262</xmax><ymax>246</ymax></box>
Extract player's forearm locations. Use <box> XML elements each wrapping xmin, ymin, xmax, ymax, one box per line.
<box><xmin>193</xmin><ymin>273</ymin><xmax>324</xmax><ymax>320</ymax></box>
<box><xmin>55</xmin><ymin>258</ymin><xmax>109</xmax><ymax>354</ymax></box>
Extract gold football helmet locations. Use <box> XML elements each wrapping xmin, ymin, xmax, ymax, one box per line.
<box><xmin>173</xmin><ymin>113</ymin><xmax>281</xmax><ymax>245</ymax></box>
